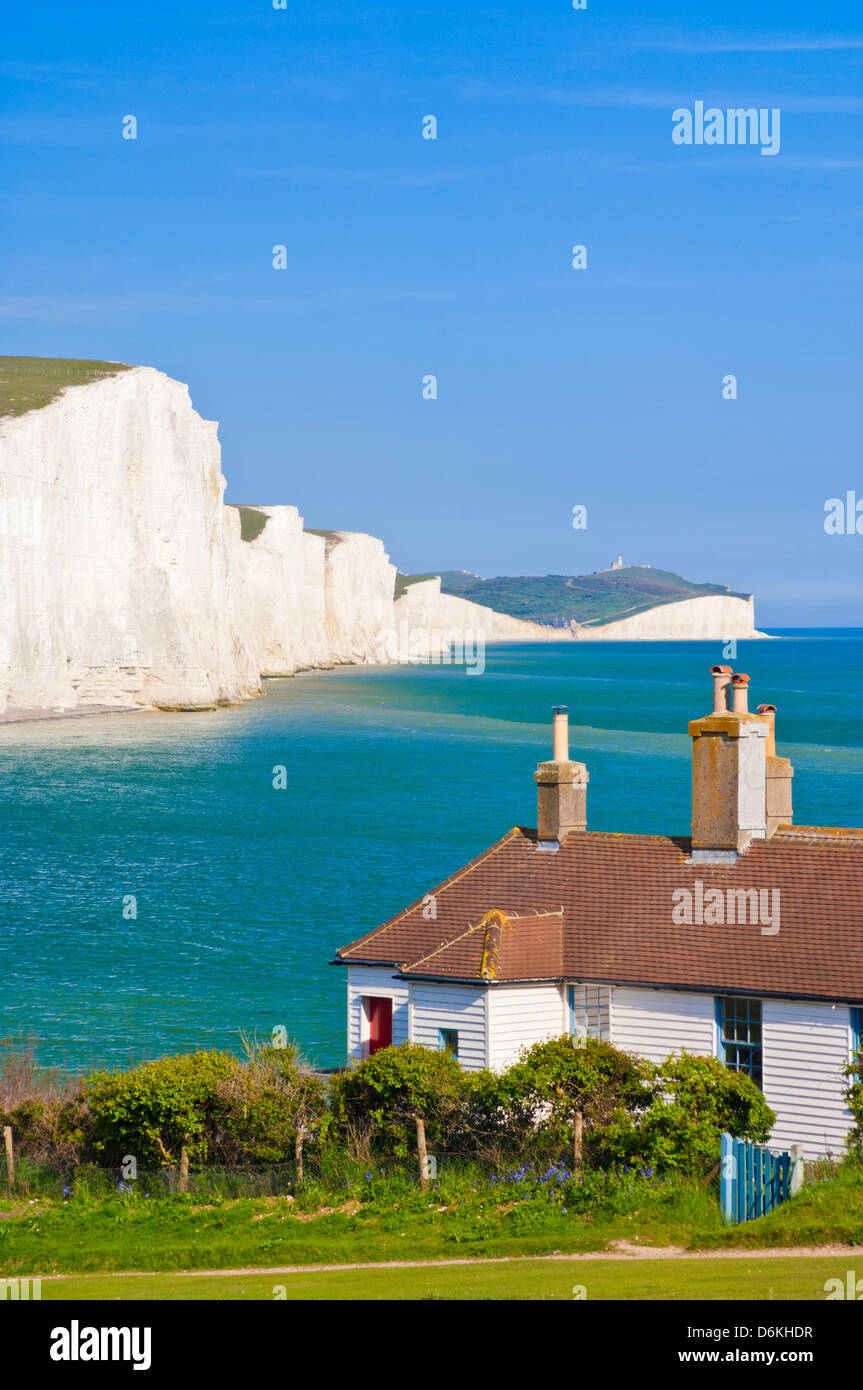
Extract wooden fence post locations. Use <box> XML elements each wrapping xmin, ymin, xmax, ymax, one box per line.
<box><xmin>789</xmin><ymin>1143</ymin><xmax>804</xmax><ymax>1196</ymax></box>
<box><xmin>719</xmin><ymin>1132</ymin><xmax>734</xmax><ymax>1223</ymax></box>
<box><xmin>178</xmin><ymin>1145</ymin><xmax>190</xmax><ymax>1194</ymax></box>
<box><xmin>3</xmin><ymin>1125</ymin><xmax>14</xmax><ymax>1195</ymax></box>
<box><xmin>416</xmin><ymin>1115</ymin><xmax>429</xmax><ymax>1191</ymax></box>
<box><xmin>573</xmin><ymin>1110</ymin><xmax>584</xmax><ymax>1172</ymax></box>
<box><xmin>295</xmin><ymin>1124</ymin><xmax>306</xmax><ymax>1184</ymax></box>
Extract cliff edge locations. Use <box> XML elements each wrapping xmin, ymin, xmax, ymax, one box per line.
<box><xmin>0</xmin><ymin>365</ymin><xmax>260</xmax><ymax>712</ymax></box>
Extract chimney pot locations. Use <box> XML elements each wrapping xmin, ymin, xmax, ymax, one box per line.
<box><xmin>731</xmin><ymin>673</ymin><xmax>750</xmax><ymax>714</ymax></box>
<box><xmin>710</xmin><ymin>664</ymin><xmax>733</xmax><ymax>714</ymax></box>
<box><xmin>757</xmin><ymin>703</ymin><xmax>777</xmax><ymax>757</ymax></box>
<box><xmin>552</xmin><ymin>705</ymin><xmax>569</xmax><ymax>761</ymax></box>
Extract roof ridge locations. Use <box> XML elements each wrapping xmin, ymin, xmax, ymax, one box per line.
<box><xmin>517</xmin><ymin>825</ymin><xmax>690</xmax><ymax>845</ymax></box>
<box><xmin>505</xmin><ymin>907</ymin><xmax>564</xmax><ymax>920</ymax></box>
<box><xmin>772</xmin><ymin>825</ymin><xmax>863</xmax><ymax>842</ymax></box>
<box><xmin>402</xmin><ymin>914</ymin><xmax>490</xmax><ymax>972</ymax></box>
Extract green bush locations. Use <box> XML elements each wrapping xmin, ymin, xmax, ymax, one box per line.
<box><xmin>4</xmin><ymin>1035</ymin><xmax>783</xmax><ymax>1187</ymax></box>
<box><xmin>213</xmin><ymin>1043</ymin><xmax>328</xmax><ymax>1163</ymax></box>
<box><xmin>483</xmin><ymin>1036</ymin><xmax>654</xmax><ymax>1162</ymax></box>
<box><xmin>332</xmin><ymin>1044</ymin><xmax>468</xmax><ymax>1157</ymax></box>
<box><xmin>84</xmin><ymin>1044</ymin><xmax>330</xmax><ymax>1168</ymax></box>
<box><xmin>85</xmin><ymin>1051</ymin><xmax>240</xmax><ymax>1166</ymax></box>
<box><xmin>845</xmin><ymin>1048</ymin><xmax>863</xmax><ymax>1155</ymax></box>
<box><xmin>609</xmin><ymin>1053</ymin><xmax>776</xmax><ymax>1174</ymax></box>
<box><xmin>2</xmin><ymin>1095</ymin><xmax>90</xmax><ymax>1168</ymax></box>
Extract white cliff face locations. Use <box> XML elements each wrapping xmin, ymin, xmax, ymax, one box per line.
<box><xmin>0</xmin><ymin>363</ymin><xmax>403</xmax><ymax>713</ymax></box>
<box><xmin>320</xmin><ymin>532</ymin><xmax>398</xmax><ymax>664</ymax></box>
<box><xmin>228</xmin><ymin>507</ymin><xmax>330</xmax><ymax>674</ymax></box>
<box><xmin>393</xmin><ymin>577</ymin><xmax>565</xmax><ymax>655</ymax></box>
<box><xmin>0</xmin><ymin>364</ymin><xmax>766</xmax><ymax>716</ymax></box>
<box><xmin>572</xmin><ymin>594</ymin><xmax>765</xmax><ymax>641</ymax></box>
<box><xmin>230</xmin><ymin>516</ymin><xmax>397</xmax><ymax>672</ymax></box>
<box><xmin>393</xmin><ymin>582</ymin><xmax>764</xmax><ymax>650</ymax></box>
<box><xmin>0</xmin><ymin>366</ymin><xmax>261</xmax><ymax>713</ymax></box>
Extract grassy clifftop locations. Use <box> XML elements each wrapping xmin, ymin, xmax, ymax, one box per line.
<box><xmin>0</xmin><ymin>356</ymin><xmax>133</xmax><ymax>419</ymax></box>
<box><xmin>396</xmin><ymin>566</ymin><xmax>750</xmax><ymax>628</ymax></box>
<box><xmin>227</xmin><ymin>505</ymin><xmax>270</xmax><ymax>543</ymax></box>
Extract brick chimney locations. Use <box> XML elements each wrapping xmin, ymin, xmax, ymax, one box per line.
<box><xmin>534</xmin><ymin>705</ymin><xmax>588</xmax><ymax>844</ymax></box>
<box><xmin>757</xmin><ymin>703</ymin><xmax>794</xmax><ymax>837</ymax></box>
<box><xmin>689</xmin><ymin>671</ymin><xmax>769</xmax><ymax>854</ymax></box>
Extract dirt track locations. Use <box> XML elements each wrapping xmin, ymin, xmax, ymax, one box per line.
<box><xmin>42</xmin><ymin>1242</ymin><xmax>863</xmax><ymax>1281</ymax></box>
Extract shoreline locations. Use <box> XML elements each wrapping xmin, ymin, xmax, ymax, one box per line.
<box><xmin>0</xmin><ymin>703</ymin><xmax>145</xmax><ymax>726</ymax></box>
<box><xmin>0</xmin><ymin>628</ymin><xmax>822</xmax><ymax>729</ymax></box>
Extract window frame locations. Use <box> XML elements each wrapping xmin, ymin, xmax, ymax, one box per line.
<box><xmin>567</xmin><ymin>983</ymin><xmax>608</xmax><ymax>1042</ymax></box>
<box><xmin>715</xmin><ymin>994</ymin><xmax>763</xmax><ymax>1089</ymax></box>
<box><xmin>438</xmin><ymin>1027</ymin><xmax>459</xmax><ymax>1058</ymax></box>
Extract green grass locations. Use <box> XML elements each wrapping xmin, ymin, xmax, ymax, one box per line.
<box><xmin>394</xmin><ymin>572</ymin><xmax>438</xmax><ymax>600</ymax></box>
<box><xmin>0</xmin><ymin>356</ymin><xmax>132</xmax><ymax>419</ymax></box>
<box><xmin>227</xmin><ymin>505</ymin><xmax>270</xmax><ymax>543</ymax></box>
<box><xmin>699</xmin><ymin>1163</ymin><xmax>863</xmax><ymax>1249</ymax></box>
<box><xmin>419</xmin><ymin>565</ymin><xmax>750</xmax><ymax>627</ymax></box>
<box><xmin>0</xmin><ymin>1195</ymin><xmax>697</xmax><ymax>1275</ymax></box>
<box><xmin>37</xmin><ymin>1256</ymin><xmax>850</xmax><ymax>1301</ymax></box>
<box><xmin>0</xmin><ymin>1160</ymin><xmax>719</xmax><ymax>1274</ymax></box>
<box><xmin>2</xmin><ymin>1163</ymin><xmax>861</xmax><ymax>1280</ymax></box>
<box><xmin>304</xmin><ymin>528</ymin><xmax>344</xmax><ymax>549</ymax></box>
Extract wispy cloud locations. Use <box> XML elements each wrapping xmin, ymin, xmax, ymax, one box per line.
<box><xmin>462</xmin><ymin>82</ymin><xmax>863</xmax><ymax>115</ymax></box>
<box><xmin>462</xmin><ymin>83</ymin><xmax>684</xmax><ymax>110</ymax></box>
<box><xmin>0</xmin><ymin>286</ymin><xmax>449</xmax><ymax>323</ymax></box>
<box><xmin>644</xmin><ymin>35</ymin><xmax>863</xmax><ymax>54</ymax></box>
<box><xmin>238</xmin><ymin>163</ymin><xmax>487</xmax><ymax>189</ymax></box>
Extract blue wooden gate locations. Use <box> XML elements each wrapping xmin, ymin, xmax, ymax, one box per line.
<box><xmin>720</xmin><ymin>1133</ymin><xmax>794</xmax><ymax>1224</ymax></box>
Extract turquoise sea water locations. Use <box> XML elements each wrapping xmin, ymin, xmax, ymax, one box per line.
<box><xmin>1</xmin><ymin>631</ymin><xmax>862</xmax><ymax>1075</ymax></box>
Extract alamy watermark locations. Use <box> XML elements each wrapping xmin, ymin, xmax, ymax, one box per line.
<box><xmin>824</xmin><ymin>492</ymin><xmax>863</xmax><ymax>535</ymax></box>
<box><xmin>672</xmin><ymin>102</ymin><xmax>780</xmax><ymax>157</ymax></box>
<box><xmin>824</xmin><ymin>1271</ymin><xmax>863</xmax><ymax>1299</ymax></box>
<box><xmin>50</xmin><ymin>1324</ymin><xmax>151</xmax><ymax>1370</ymax></box>
<box><xmin>672</xmin><ymin>881</ymin><xmax>780</xmax><ymax>936</ymax></box>
<box><xmin>374</xmin><ymin>622</ymin><xmax>486</xmax><ymax>674</ymax></box>
<box><xmin>1</xmin><ymin>1277</ymin><xmax>42</xmax><ymax>1300</ymax></box>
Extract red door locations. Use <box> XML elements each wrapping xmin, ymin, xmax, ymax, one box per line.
<box><xmin>367</xmin><ymin>997</ymin><xmax>393</xmax><ymax>1055</ymax></box>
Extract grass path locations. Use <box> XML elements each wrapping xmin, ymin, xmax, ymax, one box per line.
<box><xmin>39</xmin><ymin>1252</ymin><xmax>858</xmax><ymax>1301</ymax></box>
<box><xmin>41</xmin><ymin>1239</ymin><xmax>863</xmax><ymax>1278</ymax></box>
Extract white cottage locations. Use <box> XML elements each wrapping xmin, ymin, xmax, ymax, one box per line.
<box><xmin>335</xmin><ymin>668</ymin><xmax>863</xmax><ymax>1159</ymax></box>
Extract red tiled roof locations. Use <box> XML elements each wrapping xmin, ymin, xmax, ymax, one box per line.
<box><xmin>336</xmin><ymin>826</ymin><xmax>863</xmax><ymax>1001</ymax></box>
<box><xmin>399</xmin><ymin>908</ymin><xmax>566</xmax><ymax>981</ymax></box>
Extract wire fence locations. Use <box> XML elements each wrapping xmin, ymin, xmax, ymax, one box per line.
<box><xmin>1</xmin><ymin>1148</ymin><xmax>728</xmax><ymax>1210</ymax></box>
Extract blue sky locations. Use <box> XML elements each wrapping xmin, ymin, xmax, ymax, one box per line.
<box><xmin>2</xmin><ymin>1</ymin><xmax>861</xmax><ymax>624</ymax></box>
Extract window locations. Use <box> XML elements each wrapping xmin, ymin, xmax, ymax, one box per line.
<box><xmin>716</xmin><ymin>996</ymin><xmax>763</xmax><ymax>1088</ymax></box>
<box><xmin>438</xmin><ymin>1028</ymin><xmax>459</xmax><ymax>1057</ymax></box>
<box><xmin>852</xmin><ymin>1007</ymin><xmax>862</xmax><ymax>1060</ymax></box>
<box><xmin>568</xmin><ymin>985</ymin><xmax>609</xmax><ymax>1042</ymax></box>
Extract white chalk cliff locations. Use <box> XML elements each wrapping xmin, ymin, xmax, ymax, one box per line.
<box><xmin>0</xmin><ymin>366</ymin><xmax>763</xmax><ymax>716</ymax></box>
<box><xmin>572</xmin><ymin>594</ymin><xmax>765</xmax><ymax>641</ymax></box>
<box><xmin>0</xmin><ymin>367</ymin><xmax>261</xmax><ymax>712</ymax></box>
<box><xmin>393</xmin><ymin>577</ymin><xmax>562</xmax><ymax>654</ymax></box>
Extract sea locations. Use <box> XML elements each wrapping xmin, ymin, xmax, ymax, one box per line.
<box><xmin>1</xmin><ymin>631</ymin><xmax>861</xmax><ymax>1076</ymax></box>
